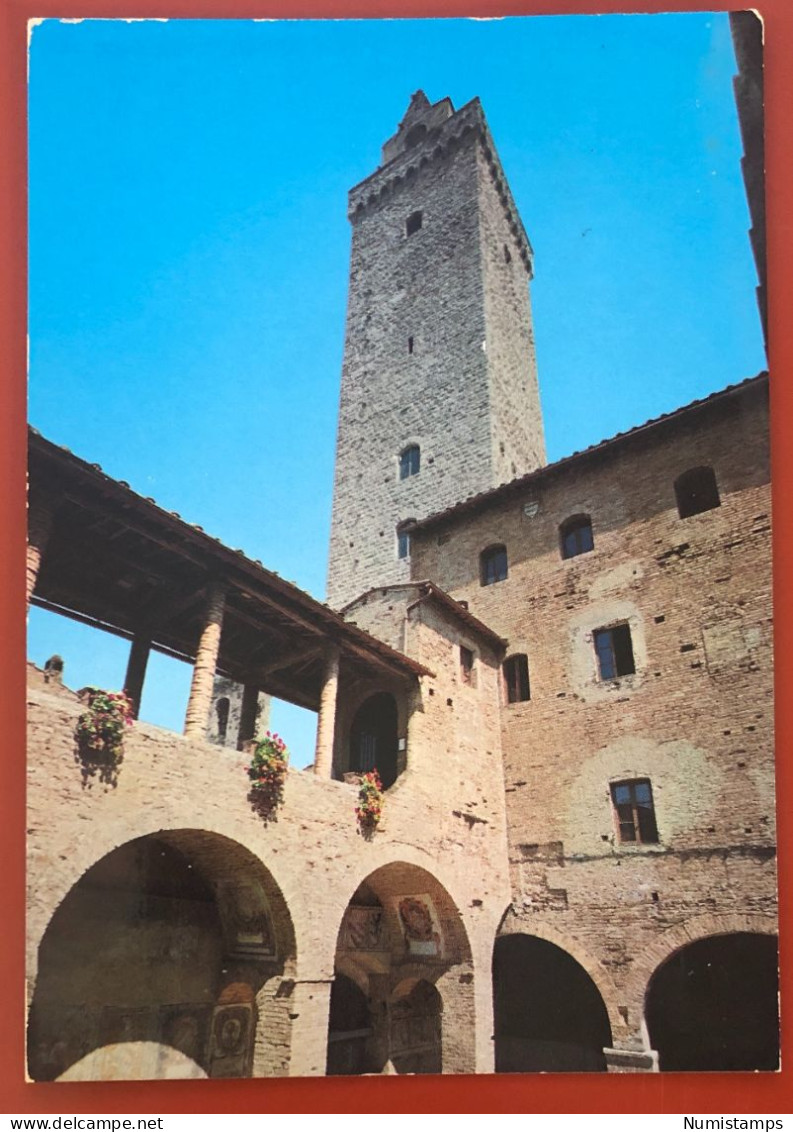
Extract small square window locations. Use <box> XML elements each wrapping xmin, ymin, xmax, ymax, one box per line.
<box><xmin>611</xmin><ymin>779</ymin><xmax>659</xmax><ymax>844</ymax></box>
<box><xmin>674</xmin><ymin>466</ymin><xmax>720</xmax><ymax>518</ymax></box>
<box><xmin>460</xmin><ymin>646</ymin><xmax>475</xmax><ymax>685</ymax></box>
<box><xmin>594</xmin><ymin>624</ymin><xmax>635</xmax><ymax>680</ymax></box>
<box><xmin>406</xmin><ymin>211</ymin><xmax>423</xmax><ymax>237</ymax></box>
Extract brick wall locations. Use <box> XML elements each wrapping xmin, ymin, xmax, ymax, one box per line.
<box><xmin>410</xmin><ymin>379</ymin><xmax>776</xmax><ymax>1046</ymax></box>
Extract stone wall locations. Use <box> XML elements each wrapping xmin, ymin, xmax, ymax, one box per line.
<box><xmin>27</xmin><ymin>584</ymin><xmax>511</xmax><ymax>1080</ymax></box>
<box><xmin>327</xmin><ymin>96</ymin><xmax>545</xmax><ymax>609</ymax></box>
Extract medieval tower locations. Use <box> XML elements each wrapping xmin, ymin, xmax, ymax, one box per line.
<box><xmin>327</xmin><ymin>91</ymin><xmax>547</xmax><ymax>609</ymax></box>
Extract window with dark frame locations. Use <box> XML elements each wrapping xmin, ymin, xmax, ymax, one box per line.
<box><xmin>406</xmin><ymin>210</ymin><xmax>423</xmax><ymax>237</ymax></box>
<box><xmin>503</xmin><ymin>654</ymin><xmax>530</xmax><ymax>703</ymax></box>
<box><xmin>594</xmin><ymin>623</ymin><xmax>635</xmax><ymax>680</ymax></box>
<box><xmin>674</xmin><ymin>466</ymin><xmax>721</xmax><ymax>518</ymax></box>
<box><xmin>399</xmin><ymin>445</ymin><xmax>420</xmax><ymax>480</ymax></box>
<box><xmin>460</xmin><ymin>646</ymin><xmax>475</xmax><ymax>685</ymax></box>
<box><xmin>216</xmin><ymin>697</ymin><xmax>230</xmax><ymax>744</ymax></box>
<box><xmin>560</xmin><ymin>514</ymin><xmax>594</xmax><ymax>560</ymax></box>
<box><xmin>480</xmin><ymin>544</ymin><xmax>508</xmax><ymax>586</ymax></box>
<box><xmin>397</xmin><ymin>528</ymin><xmax>411</xmax><ymax>560</ymax></box>
<box><xmin>611</xmin><ymin>779</ymin><xmax>659</xmax><ymax>844</ymax></box>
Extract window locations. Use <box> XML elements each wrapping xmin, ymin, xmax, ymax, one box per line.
<box><xmin>216</xmin><ymin>697</ymin><xmax>230</xmax><ymax>744</ymax></box>
<box><xmin>594</xmin><ymin>624</ymin><xmax>635</xmax><ymax>680</ymax></box>
<box><xmin>399</xmin><ymin>445</ymin><xmax>420</xmax><ymax>479</ymax></box>
<box><xmin>406</xmin><ymin>210</ymin><xmax>423</xmax><ymax>237</ymax></box>
<box><xmin>560</xmin><ymin>514</ymin><xmax>594</xmax><ymax>559</ymax></box>
<box><xmin>503</xmin><ymin>654</ymin><xmax>530</xmax><ymax>703</ymax></box>
<box><xmin>407</xmin><ymin>336</ymin><xmax>414</xmax><ymax>355</ymax></box>
<box><xmin>480</xmin><ymin>544</ymin><xmax>508</xmax><ymax>586</ymax></box>
<box><xmin>397</xmin><ymin>519</ymin><xmax>415</xmax><ymax>560</ymax></box>
<box><xmin>611</xmin><ymin>779</ymin><xmax>659</xmax><ymax>844</ymax></box>
<box><xmin>460</xmin><ymin>646</ymin><xmax>475</xmax><ymax>685</ymax></box>
<box><xmin>503</xmin><ymin>243</ymin><xmax>512</xmax><ymax>264</ymax></box>
<box><xmin>675</xmin><ymin>466</ymin><xmax>721</xmax><ymax>518</ymax></box>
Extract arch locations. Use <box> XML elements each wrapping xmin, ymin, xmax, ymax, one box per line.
<box><xmin>326</xmin><ymin>974</ymin><xmax>374</xmax><ymax>1075</ymax></box>
<box><xmin>389</xmin><ymin>979</ymin><xmax>442</xmax><ymax>1074</ymax></box>
<box><xmin>559</xmin><ymin>513</ymin><xmax>594</xmax><ymax>559</ymax></box>
<box><xmin>674</xmin><ymin>465</ymin><xmax>720</xmax><ymax>518</ymax></box>
<box><xmin>495</xmin><ymin>916</ymin><xmax>623</xmax><ymax>1037</ymax></box>
<box><xmin>27</xmin><ymin>830</ymin><xmax>297</xmax><ymax>1082</ymax></box>
<box><xmin>329</xmin><ymin>861</ymin><xmax>475</xmax><ymax>1075</ymax></box>
<box><xmin>57</xmin><ymin>1042</ymin><xmax>207</xmax><ymax>1081</ymax></box>
<box><xmin>624</xmin><ymin>910</ymin><xmax>777</xmax><ymax>1013</ymax></box>
<box><xmin>404</xmin><ymin>123</ymin><xmax>427</xmax><ymax>148</ymax></box>
<box><xmin>645</xmin><ymin>931</ymin><xmax>778</xmax><ymax>1070</ymax></box>
<box><xmin>492</xmin><ymin>933</ymin><xmax>613</xmax><ymax>1072</ymax></box>
<box><xmin>350</xmin><ymin>692</ymin><xmax>399</xmax><ymax>789</ymax></box>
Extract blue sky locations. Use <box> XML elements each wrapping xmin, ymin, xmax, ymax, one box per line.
<box><xmin>27</xmin><ymin>14</ymin><xmax>765</xmax><ymax>765</ymax></box>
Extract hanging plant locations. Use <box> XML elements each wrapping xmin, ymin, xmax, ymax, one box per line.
<box><xmin>74</xmin><ymin>688</ymin><xmax>134</xmax><ymax>787</ymax></box>
<box><xmin>356</xmin><ymin>770</ymin><xmax>383</xmax><ymax>838</ymax></box>
<box><xmin>247</xmin><ymin>731</ymin><xmax>289</xmax><ymax>821</ymax></box>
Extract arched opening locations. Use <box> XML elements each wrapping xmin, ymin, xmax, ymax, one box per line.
<box><xmin>326</xmin><ymin>974</ymin><xmax>374</xmax><ymax>1076</ymax></box>
<box><xmin>27</xmin><ymin>831</ymin><xmax>296</xmax><ymax>1082</ymax></box>
<box><xmin>390</xmin><ymin>979</ymin><xmax>442</xmax><ymax>1074</ymax></box>
<box><xmin>645</xmin><ymin>932</ymin><xmax>779</xmax><ymax>1070</ymax></box>
<box><xmin>350</xmin><ymin>692</ymin><xmax>399</xmax><ymax>789</ymax></box>
<box><xmin>328</xmin><ymin>864</ymin><xmax>474</xmax><ymax>1075</ymax></box>
<box><xmin>404</xmin><ymin>123</ymin><xmax>427</xmax><ymax>148</ymax></box>
<box><xmin>492</xmin><ymin>935</ymin><xmax>612</xmax><ymax>1072</ymax></box>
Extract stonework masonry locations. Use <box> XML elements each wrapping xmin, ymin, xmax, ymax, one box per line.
<box><xmin>327</xmin><ymin>93</ymin><xmax>546</xmax><ymax>610</ymax></box>
<box><xmin>409</xmin><ymin>375</ymin><xmax>775</xmax><ymax>1056</ymax></box>
<box><xmin>26</xmin><ymin>80</ymin><xmax>777</xmax><ymax>1081</ymax></box>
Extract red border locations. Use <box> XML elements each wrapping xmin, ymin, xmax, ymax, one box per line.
<box><xmin>2</xmin><ymin>0</ymin><xmax>791</xmax><ymax>1115</ymax></box>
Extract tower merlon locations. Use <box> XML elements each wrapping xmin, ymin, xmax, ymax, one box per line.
<box><xmin>347</xmin><ymin>95</ymin><xmax>535</xmax><ymax>278</ymax></box>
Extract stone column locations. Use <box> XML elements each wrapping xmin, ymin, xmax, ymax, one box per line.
<box><xmin>237</xmin><ymin>682</ymin><xmax>260</xmax><ymax>750</ymax></box>
<box><xmin>27</xmin><ymin>497</ymin><xmax>53</xmax><ymax>608</ymax></box>
<box><xmin>124</xmin><ymin>634</ymin><xmax>151</xmax><ymax>719</ymax></box>
<box><xmin>286</xmin><ymin>979</ymin><xmax>333</xmax><ymax>1077</ymax></box>
<box><xmin>184</xmin><ymin>583</ymin><xmax>226</xmax><ymax>739</ymax></box>
<box><xmin>313</xmin><ymin>645</ymin><xmax>340</xmax><ymax>777</ymax></box>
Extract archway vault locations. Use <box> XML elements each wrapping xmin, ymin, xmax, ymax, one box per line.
<box><xmin>327</xmin><ymin>860</ymin><xmax>475</xmax><ymax>1075</ymax></box>
<box><xmin>645</xmin><ymin>930</ymin><xmax>779</xmax><ymax>1071</ymax></box>
<box><xmin>624</xmin><ymin>911</ymin><xmax>777</xmax><ymax>1016</ymax></box>
<box><xmin>496</xmin><ymin>914</ymin><xmax>624</xmax><ymax>1040</ymax></box>
<box><xmin>28</xmin><ymin>829</ymin><xmax>297</xmax><ymax>1082</ymax></box>
<box><xmin>492</xmin><ymin>932</ymin><xmax>614</xmax><ymax>1073</ymax></box>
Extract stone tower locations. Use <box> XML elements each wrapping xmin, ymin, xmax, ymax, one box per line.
<box><xmin>327</xmin><ymin>91</ymin><xmax>546</xmax><ymax>610</ymax></box>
